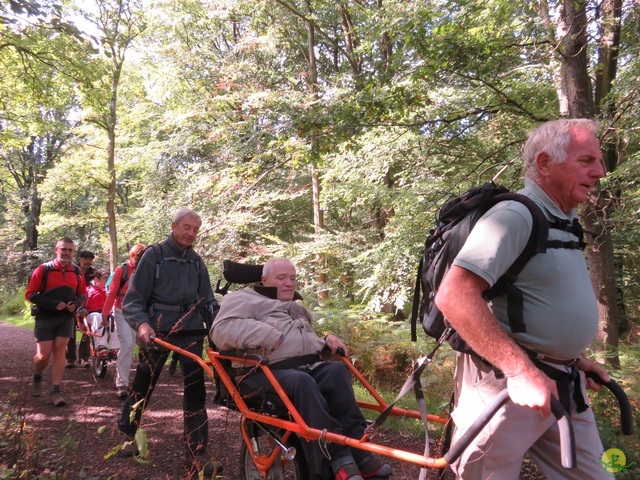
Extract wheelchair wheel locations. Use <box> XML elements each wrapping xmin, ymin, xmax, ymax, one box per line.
<box><xmin>239</xmin><ymin>421</ymin><xmax>309</xmax><ymax>480</ymax></box>
<box><xmin>93</xmin><ymin>357</ymin><xmax>107</xmax><ymax>378</ymax></box>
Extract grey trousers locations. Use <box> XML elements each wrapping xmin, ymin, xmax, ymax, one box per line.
<box><xmin>450</xmin><ymin>353</ymin><xmax>609</xmax><ymax>480</ymax></box>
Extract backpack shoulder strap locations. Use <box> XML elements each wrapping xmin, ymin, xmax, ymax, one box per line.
<box><xmin>72</xmin><ymin>264</ymin><xmax>82</xmax><ymax>279</ymax></box>
<box><xmin>483</xmin><ymin>193</ymin><xmax>548</xmax><ymax>333</ymax></box>
<box><xmin>117</xmin><ymin>262</ymin><xmax>130</xmax><ymax>296</ymax></box>
<box><xmin>40</xmin><ymin>261</ymin><xmax>55</xmax><ymax>292</ymax></box>
<box><xmin>151</xmin><ymin>243</ymin><xmax>163</xmax><ymax>280</ymax></box>
<box><xmin>492</xmin><ymin>193</ymin><xmax>549</xmax><ymax>278</ymax></box>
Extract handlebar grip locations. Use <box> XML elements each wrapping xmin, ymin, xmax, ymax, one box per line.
<box><xmin>585</xmin><ymin>372</ymin><xmax>634</xmax><ymax>435</ymax></box>
<box><xmin>550</xmin><ymin>396</ymin><xmax>576</xmax><ymax>469</ymax></box>
<box><xmin>444</xmin><ymin>391</ymin><xmax>576</xmax><ymax>470</ymax></box>
<box><xmin>443</xmin><ymin>390</ymin><xmax>509</xmax><ymax>465</ymax></box>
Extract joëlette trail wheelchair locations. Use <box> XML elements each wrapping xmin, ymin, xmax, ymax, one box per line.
<box><xmin>80</xmin><ymin>312</ymin><xmax>119</xmax><ymax>378</ymax></box>
<box><xmin>152</xmin><ymin>260</ymin><xmax>634</xmax><ymax>480</ymax></box>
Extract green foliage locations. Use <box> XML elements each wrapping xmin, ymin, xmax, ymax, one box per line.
<box><xmin>0</xmin><ymin>0</ymin><xmax>639</xmax><ymax>378</ymax></box>
<box><xmin>0</xmin><ymin>288</ymin><xmax>27</xmax><ymax>316</ymax></box>
<box><xmin>0</xmin><ymin>397</ymin><xmax>40</xmax><ymax>479</ymax></box>
<box><xmin>311</xmin><ymin>300</ymin><xmax>455</xmax><ymax>414</ymax></box>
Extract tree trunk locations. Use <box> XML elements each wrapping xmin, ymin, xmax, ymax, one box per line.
<box><xmin>581</xmin><ymin>190</ymin><xmax>620</xmax><ymax>366</ymax></box>
<box><xmin>558</xmin><ymin>0</ymin><xmax>623</xmax><ymax>365</ymax></box>
<box><xmin>106</xmin><ymin>63</ymin><xmax>122</xmax><ymax>272</ymax></box>
<box><xmin>303</xmin><ymin>0</ymin><xmax>328</xmax><ymax>302</ymax></box>
<box><xmin>559</xmin><ymin>0</ymin><xmax>595</xmax><ymax>118</ymax></box>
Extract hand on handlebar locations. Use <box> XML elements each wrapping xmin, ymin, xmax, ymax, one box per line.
<box><xmin>506</xmin><ymin>367</ymin><xmax>558</xmax><ymax>417</ymax></box>
<box><xmin>575</xmin><ymin>356</ymin><xmax>610</xmax><ymax>393</ymax></box>
<box><xmin>324</xmin><ymin>333</ymin><xmax>349</xmax><ymax>357</ymax></box>
<box><xmin>137</xmin><ymin>323</ymin><xmax>156</xmax><ymax>347</ymax></box>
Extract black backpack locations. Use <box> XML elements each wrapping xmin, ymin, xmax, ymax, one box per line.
<box><xmin>409</xmin><ymin>182</ymin><xmax>586</xmax><ymax>350</ymax></box>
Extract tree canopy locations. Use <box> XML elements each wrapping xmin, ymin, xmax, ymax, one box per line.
<box><xmin>1</xmin><ymin>0</ymin><xmax>639</xmax><ymax>348</ymax></box>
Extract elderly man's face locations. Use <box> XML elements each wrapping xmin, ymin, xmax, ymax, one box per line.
<box><xmin>262</xmin><ymin>260</ymin><xmax>297</xmax><ymax>302</ymax></box>
<box><xmin>171</xmin><ymin>215</ymin><xmax>201</xmax><ymax>250</ymax></box>
<box><xmin>538</xmin><ymin>127</ymin><xmax>605</xmax><ymax>212</ymax></box>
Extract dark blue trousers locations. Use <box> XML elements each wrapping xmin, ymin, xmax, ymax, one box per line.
<box><xmin>117</xmin><ymin>340</ymin><xmax>208</xmax><ymax>460</ymax></box>
<box><xmin>240</xmin><ymin>361</ymin><xmax>368</xmax><ymax>479</ymax></box>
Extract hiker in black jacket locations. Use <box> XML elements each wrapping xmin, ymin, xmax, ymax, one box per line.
<box><xmin>435</xmin><ymin>119</ymin><xmax>611</xmax><ymax>479</ymax></box>
<box><xmin>116</xmin><ymin>208</ymin><xmax>222</xmax><ymax>478</ymax></box>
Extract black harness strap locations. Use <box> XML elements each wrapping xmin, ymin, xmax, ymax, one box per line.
<box><xmin>531</xmin><ymin>359</ymin><xmax>588</xmax><ymax>414</ymax></box>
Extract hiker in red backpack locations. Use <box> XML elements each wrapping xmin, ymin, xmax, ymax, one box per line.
<box><xmin>26</xmin><ymin>237</ymin><xmax>87</xmax><ymax>406</ymax></box>
<box><xmin>435</xmin><ymin>119</ymin><xmax>611</xmax><ymax>479</ymax></box>
<box><xmin>101</xmin><ymin>243</ymin><xmax>147</xmax><ymax>399</ymax></box>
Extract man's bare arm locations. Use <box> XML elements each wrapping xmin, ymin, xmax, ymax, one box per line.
<box><xmin>435</xmin><ymin>265</ymin><xmax>558</xmax><ymax>417</ymax></box>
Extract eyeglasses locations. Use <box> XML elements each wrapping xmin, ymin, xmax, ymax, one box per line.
<box><xmin>57</xmin><ymin>247</ymin><xmax>74</xmax><ymax>253</ymax></box>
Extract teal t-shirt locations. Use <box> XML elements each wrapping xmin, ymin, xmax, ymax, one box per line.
<box><xmin>452</xmin><ymin>180</ymin><xmax>598</xmax><ymax>359</ymax></box>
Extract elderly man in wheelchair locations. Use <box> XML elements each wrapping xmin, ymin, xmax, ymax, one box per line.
<box><xmin>211</xmin><ymin>257</ymin><xmax>393</xmax><ymax>480</ymax></box>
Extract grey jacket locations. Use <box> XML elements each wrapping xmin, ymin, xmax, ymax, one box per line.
<box><xmin>211</xmin><ymin>286</ymin><xmax>326</xmax><ymax>364</ymax></box>
<box><xmin>122</xmin><ymin>234</ymin><xmax>215</xmax><ymax>346</ymax></box>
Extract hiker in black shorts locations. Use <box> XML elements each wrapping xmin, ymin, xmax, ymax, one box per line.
<box><xmin>26</xmin><ymin>237</ymin><xmax>87</xmax><ymax>406</ymax></box>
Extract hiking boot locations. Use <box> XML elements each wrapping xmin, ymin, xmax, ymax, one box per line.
<box><xmin>119</xmin><ymin>435</ymin><xmax>139</xmax><ymax>457</ymax></box>
<box><xmin>65</xmin><ymin>361</ymin><xmax>75</xmax><ymax>369</ymax></box>
<box><xmin>50</xmin><ymin>390</ymin><xmax>67</xmax><ymax>407</ymax></box>
<box><xmin>31</xmin><ymin>377</ymin><xmax>42</xmax><ymax>397</ymax></box>
<box><xmin>117</xmin><ymin>387</ymin><xmax>129</xmax><ymax>399</ymax></box>
<box><xmin>358</xmin><ymin>454</ymin><xmax>392</xmax><ymax>478</ymax></box>
<box><xmin>185</xmin><ymin>454</ymin><xmax>224</xmax><ymax>477</ymax></box>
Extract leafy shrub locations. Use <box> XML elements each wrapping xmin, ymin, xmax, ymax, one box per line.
<box><xmin>0</xmin><ymin>287</ymin><xmax>27</xmax><ymax>316</ymax></box>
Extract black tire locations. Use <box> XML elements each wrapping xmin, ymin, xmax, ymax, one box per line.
<box><xmin>93</xmin><ymin>357</ymin><xmax>107</xmax><ymax>378</ymax></box>
<box><xmin>239</xmin><ymin>421</ymin><xmax>309</xmax><ymax>480</ymax></box>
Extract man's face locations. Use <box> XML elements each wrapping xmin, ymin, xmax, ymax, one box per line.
<box><xmin>171</xmin><ymin>215</ymin><xmax>201</xmax><ymax>250</ymax></box>
<box><xmin>78</xmin><ymin>257</ymin><xmax>94</xmax><ymax>271</ymax></box>
<box><xmin>55</xmin><ymin>242</ymin><xmax>74</xmax><ymax>266</ymax></box>
<box><xmin>262</xmin><ymin>260</ymin><xmax>297</xmax><ymax>302</ymax></box>
<box><xmin>538</xmin><ymin>127</ymin><xmax>605</xmax><ymax>212</ymax></box>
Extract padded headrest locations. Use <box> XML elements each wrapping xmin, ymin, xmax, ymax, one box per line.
<box><xmin>222</xmin><ymin>260</ymin><xmax>263</xmax><ymax>284</ymax></box>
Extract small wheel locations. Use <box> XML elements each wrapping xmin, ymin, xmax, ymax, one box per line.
<box><xmin>93</xmin><ymin>357</ymin><xmax>107</xmax><ymax>378</ymax></box>
<box><xmin>239</xmin><ymin>422</ymin><xmax>309</xmax><ymax>480</ymax></box>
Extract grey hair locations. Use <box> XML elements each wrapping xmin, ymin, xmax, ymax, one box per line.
<box><xmin>262</xmin><ymin>257</ymin><xmax>295</xmax><ymax>278</ymax></box>
<box><xmin>173</xmin><ymin>207</ymin><xmax>201</xmax><ymax>225</ymax></box>
<box><xmin>523</xmin><ymin>119</ymin><xmax>600</xmax><ymax>181</ymax></box>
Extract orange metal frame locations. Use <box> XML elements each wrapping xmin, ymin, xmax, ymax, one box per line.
<box><xmin>153</xmin><ymin>337</ymin><xmax>453</xmax><ymax>476</ymax></box>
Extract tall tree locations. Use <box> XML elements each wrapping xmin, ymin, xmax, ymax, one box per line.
<box><xmin>549</xmin><ymin>0</ymin><xmax>625</xmax><ymax>365</ymax></box>
<box><xmin>72</xmin><ymin>0</ymin><xmax>146</xmax><ymax>270</ymax></box>
<box><xmin>0</xmin><ymin>0</ymin><xmax>83</xmax><ymax>283</ymax></box>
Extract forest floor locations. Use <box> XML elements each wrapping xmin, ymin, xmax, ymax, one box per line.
<box><xmin>0</xmin><ymin>321</ymin><xmax>551</xmax><ymax>479</ymax></box>
<box><xmin>0</xmin><ymin>321</ymin><xmax>452</xmax><ymax>480</ymax></box>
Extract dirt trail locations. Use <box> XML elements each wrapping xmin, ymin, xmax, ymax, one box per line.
<box><xmin>0</xmin><ymin>321</ymin><xmax>430</xmax><ymax>479</ymax></box>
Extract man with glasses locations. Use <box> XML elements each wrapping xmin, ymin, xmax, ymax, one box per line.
<box><xmin>26</xmin><ymin>237</ymin><xmax>87</xmax><ymax>406</ymax></box>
